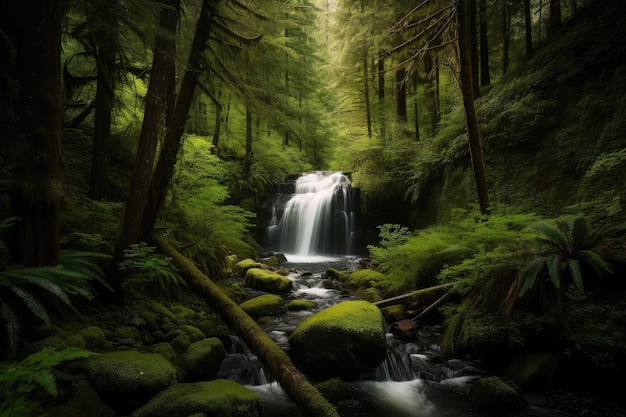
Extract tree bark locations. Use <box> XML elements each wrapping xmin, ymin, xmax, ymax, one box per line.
<box><xmin>479</xmin><ymin>0</ymin><xmax>490</xmax><ymax>86</ymax></box>
<box><xmin>141</xmin><ymin>0</ymin><xmax>216</xmax><ymax>239</ymax></box>
<box><xmin>524</xmin><ymin>0</ymin><xmax>534</xmax><ymax>59</ymax></box>
<box><xmin>458</xmin><ymin>0</ymin><xmax>490</xmax><ymax>215</ymax></box>
<box><xmin>151</xmin><ymin>234</ymin><xmax>340</xmax><ymax>417</ymax></box>
<box><xmin>548</xmin><ymin>0</ymin><xmax>561</xmax><ymax>36</ymax></box>
<box><xmin>373</xmin><ymin>283</ymin><xmax>454</xmax><ymax>308</ymax></box>
<box><xmin>3</xmin><ymin>0</ymin><xmax>63</xmax><ymax>266</ymax></box>
<box><xmin>115</xmin><ymin>0</ymin><xmax>178</xmax><ymax>265</ymax></box>
<box><xmin>363</xmin><ymin>57</ymin><xmax>372</xmax><ymax>138</ymax></box>
<box><xmin>395</xmin><ymin>68</ymin><xmax>408</xmax><ymax>122</ymax></box>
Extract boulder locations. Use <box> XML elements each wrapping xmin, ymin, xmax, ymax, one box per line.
<box><xmin>233</xmin><ymin>259</ymin><xmax>262</xmax><ymax>276</ymax></box>
<box><xmin>78</xmin><ymin>350</ymin><xmax>178</xmax><ymax>414</ymax></box>
<box><xmin>288</xmin><ymin>300</ymin><xmax>387</xmax><ymax>381</ymax></box>
<box><xmin>244</xmin><ymin>268</ymin><xmax>292</xmax><ymax>294</ymax></box>
<box><xmin>469</xmin><ymin>376</ymin><xmax>527</xmax><ymax>412</ymax></box>
<box><xmin>180</xmin><ymin>338</ymin><xmax>226</xmax><ymax>382</ymax></box>
<box><xmin>132</xmin><ymin>380</ymin><xmax>263</xmax><ymax>417</ymax></box>
<box><xmin>286</xmin><ymin>299</ymin><xmax>318</xmax><ymax>311</ymax></box>
<box><xmin>239</xmin><ymin>294</ymin><xmax>285</xmax><ymax>319</ymax></box>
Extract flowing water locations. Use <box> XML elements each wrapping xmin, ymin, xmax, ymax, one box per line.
<box><xmin>221</xmin><ymin>172</ymin><xmax>626</xmax><ymax>417</ymax></box>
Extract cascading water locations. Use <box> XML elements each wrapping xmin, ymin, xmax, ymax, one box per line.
<box><xmin>264</xmin><ymin>171</ymin><xmax>357</xmax><ymax>258</ymax></box>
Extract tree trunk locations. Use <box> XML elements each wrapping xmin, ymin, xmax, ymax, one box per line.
<box><xmin>363</xmin><ymin>57</ymin><xmax>372</xmax><ymax>138</ymax></box>
<box><xmin>141</xmin><ymin>0</ymin><xmax>216</xmax><ymax>240</ymax></box>
<box><xmin>413</xmin><ymin>71</ymin><xmax>420</xmax><ymax>141</ymax></box>
<box><xmin>116</xmin><ymin>0</ymin><xmax>178</xmax><ymax>252</ymax></box>
<box><xmin>242</xmin><ymin>106</ymin><xmax>253</xmax><ymax>180</ymax></box>
<box><xmin>151</xmin><ymin>234</ymin><xmax>340</xmax><ymax>417</ymax></box>
<box><xmin>502</xmin><ymin>1</ymin><xmax>510</xmax><ymax>74</ymax></box>
<box><xmin>524</xmin><ymin>0</ymin><xmax>534</xmax><ymax>59</ymax></box>
<box><xmin>469</xmin><ymin>0</ymin><xmax>480</xmax><ymax>98</ymax></box>
<box><xmin>458</xmin><ymin>0</ymin><xmax>490</xmax><ymax>215</ymax></box>
<box><xmin>395</xmin><ymin>68</ymin><xmax>408</xmax><ymax>122</ymax></box>
<box><xmin>479</xmin><ymin>0</ymin><xmax>490</xmax><ymax>86</ymax></box>
<box><xmin>548</xmin><ymin>0</ymin><xmax>561</xmax><ymax>36</ymax></box>
<box><xmin>4</xmin><ymin>0</ymin><xmax>63</xmax><ymax>266</ymax></box>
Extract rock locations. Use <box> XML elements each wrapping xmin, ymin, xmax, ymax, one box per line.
<box><xmin>324</xmin><ymin>268</ymin><xmax>351</xmax><ymax>282</ymax></box>
<box><xmin>132</xmin><ymin>380</ymin><xmax>263</xmax><ymax>417</ymax></box>
<box><xmin>389</xmin><ymin>319</ymin><xmax>419</xmax><ymax>340</ymax></box>
<box><xmin>150</xmin><ymin>342</ymin><xmax>177</xmax><ymax>363</ymax></box>
<box><xmin>286</xmin><ymin>299</ymin><xmax>318</xmax><ymax>311</ymax></box>
<box><xmin>288</xmin><ymin>300</ymin><xmax>387</xmax><ymax>381</ymax></box>
<box><xmin>315</xmin><ymin>377</ymin><xmax>358</xmax><ymax>404</ymax></box>
<box><xmin>233</xmin><ymin>259</ymin><xmax>262</xmax><ymax>276</ymax></box>
<box><xmin>239</xmin><ymin>294</ymin><xmax>285</xmax><ymax>319</ymax></box>
<box><xmin>244</xmin><ymin>268</ymin><xmax>292</xmax><ymax>294</ymax></box>
<box><xmin>78</xmin><ymin>350</ymin><xmax>179</xmax><ymax>414</ymax></box>
<box><xmin>469</xmin><ymin>376</ymin><xmax>528</xmax><ymax>412</ymax></box>
<box><xmin>505</xmin><ymin>352</ymin><xmax>560</xmax><ymax>389</ymax></box>
<box><xmin>178</xmin><ymin>325</ymin><xmax>206</xmax><ymax>342</ymax></box>
<box><xmin>180</xmin><ymin>338</ymin><xmax>226</xmax><ymax>382</ymax></box>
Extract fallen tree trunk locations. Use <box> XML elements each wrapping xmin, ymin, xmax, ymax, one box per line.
<box><xmin>373</xmin><ymin>283</ymin><xmax>454</xmax><ymax>309</ymax></box>
<box><xmin>151</xmin><ymin>234</ymin><xmax>340</xmax><ymax>417</ymax></box>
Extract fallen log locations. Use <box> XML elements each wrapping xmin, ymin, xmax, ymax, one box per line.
<box><xmin>372</xmin><ymin>282</ymin><xmax>454</xmax><ymax>309</ymax></box>
<box><xmin>151</xmin><ymin>234</ymin><xmax>340</xmax><ymax>417</ymax></box>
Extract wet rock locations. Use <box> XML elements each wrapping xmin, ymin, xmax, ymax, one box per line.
<box><xmin>132</xmin><ymin>380</ymin><xmax>263</xmax><ymax>417</ymax></box>
<box><xmin>239</xmin><ymin>294</ymin><xmax>285</xmax><ymax>319</ymax></box>
<box><xmin>244</xmin><ymin>268</ymin><xmax>292</xmax><ymax>294</ymax></box>
<box><xmin>180</xmin><ymin>338</ymin><xmax>226</xmax><ymax>382</ymax></box>
<box><xmin>469</xmin><ymin>376</ymin><xmax>527</xmax><ymax>412</ymax></box>
<box><xmin>289</xmin><ymin>300</ymin><xmax>387</xmax><ymax>381</ymax></box>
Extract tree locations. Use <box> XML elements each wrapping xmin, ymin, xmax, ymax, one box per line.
<box><xmin>1</xmin><ymin>0</ymin><xmax>64</xmax><ymax>266</ymax></box>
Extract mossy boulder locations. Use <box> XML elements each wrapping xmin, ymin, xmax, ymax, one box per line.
<box><xmin>345</xmin><ymin>269</ymin><xmax>393</xmax><ymax>295</ymax></box>
<box><xmin>180</xmin><ymin>338</ymin><xmax>226</xmax><ymax>382</ymax></box>
<box><xmin>151</xmin><ymin>342</ymin><xmax>177</xmax><ymax>363</ymax></box>
<box><xmin>239</xmin><ymin>294</ymin><xmax>285</xmax><ymax>319</ymax></box>
<box><xmin>288</xmin><ymin>300</ymin><xmax>387</xmax><ymax>381</ymax></box>
<box><xmin>77</xmin><ymin>326</ymin><xmax>109</xmax><ymax>350</ymax></box>
<box><xmin>469</xmin><ymin>376</ymin><xmax>527</xmax><ymax>412</ymax></box>
<box><xmin>132</xmin><ymin>380</ymin><xmax>263</xmax><ymax>417</ymax></box>
<box><xmin>79</xmin><ymin>350</ymin><xmax>179</xmax><ymax>414</ymax></box>
<box><xmin>286</xmin><ymin>299</ymin><xmax>318</xmax><ymax>311</ymax></box>
<box><xmin>234</xmin><ymin>259</ymin><xmax>262</xmax><ymax>276</ymax></box>
<box><xmin>324</xmin><ymin>268</ymin><xmax>351</xmax><ymax>282</ymax></box>
<box><xmin>179</xmin><ymin>325</ymin><xmax>206</xmax><ymax>342</ymax></box>
<box><xmin>225</xmin><ymin>254</ymin><xmax>239</xmax><ymax>274</ymax></box>
<box><xmin>244</xmin><ymin>268</ymin><xmax>292</xmax><ymax>294</ymax></box>
<box><xmin>315</xmin><ymin>377</ymin><xmax>358</xmax><ymax>404</ymax></box>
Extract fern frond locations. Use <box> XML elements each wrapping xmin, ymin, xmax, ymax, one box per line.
<box><xmin>7</xmin><ymin>286</ymin><xmax>51</xmax><ymax>325</ymax></box>
<box><xmin>0</xmin><ymin>300</ymin><xmax>20</xmax><ymax>358</ymax></box>
<box><xmin>533</xmin><ymin>221</ymin><xmax>569</xmax><ymax>250</ymax></box>
<box><xmin>519</xmin><ymin>256</ymin><xmax>547</xmax><ymax>297</ymax></box>
<box><xmin>440</xmin><ymin>244</ymin><xmax>476</xmax><ymax>263</ymax></box>
<box><xmin>546</xmin><ymin>255</ymin><xmax>563</xmax><ymax>289</ymax></box>
<box><xmin>579</xmin><ymin>249</ymin><xmax>614</xmax><ymax>277</ymax></box>
<box><xmin>587</xmin><ymin>219</ymin><xmax>626</xmax><ymax>246</ymax></box>
<box><xmin>566</xmin><ymin>258</ymin><xmax>584</xmax><ymax>293</ymax></box>
<box><xmin>569</xmin><ymin>215</ymin><xmax>590</xmax><ymax>251</ymax></box>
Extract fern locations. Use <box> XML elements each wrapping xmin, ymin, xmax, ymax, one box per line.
<box><xmin>0</xmin><ymin>347</ymin><xmax>94</xmax><ymax>417</ymax></box>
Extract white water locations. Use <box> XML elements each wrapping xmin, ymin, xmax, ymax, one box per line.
<box><xmin>265</xmin><ymin>171</ymin><xmax>356</xmax><ymax>256</ymax></box>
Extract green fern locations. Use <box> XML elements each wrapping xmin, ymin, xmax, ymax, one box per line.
<box><xmin>119</xmin><ymin>242</ymin><xmax>187</xmax><ymax>296</ymax></box>
<box><xmin>0</xmin><ymin>346</ymin><xmax>93</xmax><ymax>417</ymax></box>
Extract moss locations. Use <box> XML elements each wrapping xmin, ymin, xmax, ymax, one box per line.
<box><xmin>346</xmin><ymin>269</ymin><xmax>393</xmax><ymax>294</ymax></box>
<box><xmin>181</xmin><ymin>338</ymin><xmax>226</xmax><ymax>381</ymax></box>
<box><xmin>355</xmin><ymin>287</ymin><xmax>383</xmax><ymax>303</ymax></box>
<box><xmin>286</xmin><ymin>299</ymin><xmax>318</xmax><ymax>311</ymax></box>
<box><xmin>138</xmin><ymin>308</ymin><xmax>160</xmax><ymax>329</ymax></box>
<box><xmin>171</xmin><ymin>334</ymin><xmax>191</xmax><ymax>354</ymax></box>
<box><xmin>291</xmin><ymin>300</ymin><xmax>382</xmax><ymax>339</ymax></box>
<box><xmin>225</xmin><ymin>254</ymin><xmax>239</xmax><ymax>274</ymax></box>
<box><xmin>78</xmin><ymin>326</ymin><xmax>107</xmax><ymax>350</ymax></box>
<box><xmin>439</xmin><ymin>313</ymin><xmax>463</xmax><ymax>355</ymax></box>
<box><xmin>263</xmin><ymin>255</ymin><xmax>281</xmax><ymax>267</ymax></box>
<box><xmin>244</xmin><ymin>268</ymin><xmax>293</xmax><ymax>294</ymax></box>
<box><xmin>469</xmin><ymin>376</ymin><xmax>527</xmax><ymax>411</ymax></box>
<box><xmin>170</xmin><ymin>305</ymin><xmax>196</xmax><ymax>320</ymax></box>
<box><xmin>132</xmin><ymin>380</ymin><xmax>263</xmax><ymax>417</ymax></box>
<box><xmin>234</xmin><ymin>259</ymin><xmax>262</xmax><ymax>276</ymax></box>
<box><xmin>505</xmin><ymin>352</ymin><xmax>560</xmax><ymax>388</ymax></box>
<box><xmin>315</xmin><ymin>377</ymin><xmax>358</xmax><ymax>403</ymax></box>
<box><xmin>325</xmin><ymin>268</ymin><xmax>351</xmax><ymax>282</ymax></box>
<box><xmin>239</xmin><ymin>294</ymin><xmax>285</xmax><ymax>319</ymax></box>
<box><xmin>114</xmin><ymin>326</ymin><xmax>140</xmax><ymax>341</ymax></box>
<box><xmin>149</xmin><ymin>301</ymin><xmax>177</xmax><ymax>320</ymax></box>
<box><xmin>151</xmin><ymin>342</ymin><xmax>177</xmax><ymax>363</ymax></box>
<box><xmin>179</xmin><ymin>325</ymin><xmax>206</xmax><ymax>342</ymax></box>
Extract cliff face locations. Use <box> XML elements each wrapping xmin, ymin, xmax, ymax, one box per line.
<box><xmin>413</xmin><ymin>0</ymin><xmax>626</xmax><ymax>226</ymax></box>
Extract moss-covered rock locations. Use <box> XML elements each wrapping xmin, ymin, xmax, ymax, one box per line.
<box><xmin>239</xmin><ymin>294</ymin><xmax>285</xmax><ymax>319</ymax></box>
<box><xmin>286</xmin><ymin>299</ymin><xmax>318</xmax><ymax>311</ymax></box>
<box><xmin>179</xmin><ymin>325</ymin><xmax>206</xmax><ymax>342</ymax></box>
<box><xmin>315</xmin><ymin>377</ymin><xmax>358</xmax><ymax>404</ymax></box>
<box><xmin>225</xmin><ymin>254</ymin><xmax>239</xmax><ymax>274</ymax></box>
<box><xmin>234</xmin><ymin>259</ymin><xmax>262</xmax><ymax>276</ymax></box>
<box><xmin>132</xmin><ymin>380</ymin><xmax>263</xmax><ymax>417</ymax></box>
<box><xmin>79</xmin><ymin>350</ymin><xmax>179</xmax><ymax>414</ymax></box>
<box><xmin>77</xmin><ymin>326</ymin><xmax>108</xmax><ymax>350</ymax></box>
<box><xmin>325</xmin><ymin>268</ymin><xmax>351</xmax><ymax>282</ymax></box>
<box><xmin>170</xmin><ymin>305</ymin><xmax>196</xmax><ymax>320</ymax></box>
<box><xmin>170</xmin><ymin>333</ymin><xmax>191</xmax><ymax>354</ymax></box>
<box><xmin>345</xmin><ymin>269</ymin><xmax>393</xmax><ymax>295</ymax></box>
<box><xmin>43</xmin><ymin>384</ymin><xmax>102</xmax><ymax>417</ymax></box>
<box><xmin>469</xmin><ymin>376</ymin><xmax>527</xmax><ymax>412</ymax></box>
<box><xmin>244</xmin><ymin>268</ymin><xmax>292</xmax><ymax>294</ymax></box>
<box><xmin>180</xmin><ymin>338</ymin><xmax>226</xmax><ymax>382</ymax></box>
<box><xmin>288</xmin><ymin>300</ymin><xmax>387</xmax><ymax>381</ymax></box>
<box><xmin>151</xmin><ymin>342</ymin><xmax>177</xmax><ymax>363</ymax></box>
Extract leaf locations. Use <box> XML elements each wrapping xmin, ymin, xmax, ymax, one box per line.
<box><xmin>519</xmin><ymin>256</ymin><xmax>547</xmax><ymax>297</ymax></box>
<box><xmin>546</xmin><ymin>255</ymin><xmax>563</xmax><ymax>289</ymax></box>
<box><xmin>566</xmin><ymin>258</ymin><xmax>584</xmax><ymax>292</ymax></box>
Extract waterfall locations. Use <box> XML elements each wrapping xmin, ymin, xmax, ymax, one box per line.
<box><xmin>264</xmin><ymin>171</ymin><xmax>357</xmax><ymax>257</ymax></box>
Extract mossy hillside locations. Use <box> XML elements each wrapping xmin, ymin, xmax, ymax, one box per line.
<box><xmin>132</xmin><ymin>379</ymin><xmax>263</xmax><ymax>417</ymax></box>
<box><xmin>244</xmin><ymin>268</ymin><xmax>292</xmax><ymax>294</ymax></box>
<box><xmin>239</xmin><ymin>294</ymin><xmax>285</xmax><ymax>319</ymax></box>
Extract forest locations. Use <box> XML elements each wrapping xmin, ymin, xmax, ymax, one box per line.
<box><xmin>0</xmin><ymin>0</ymin><xmax>625</xmax><ymax>416</ymax></box>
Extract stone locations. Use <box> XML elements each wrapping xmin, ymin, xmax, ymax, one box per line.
<box><xmin>469</xmin><ymin>376</ymin><xmax>527</xmax><ymax>412</ymax></box>
<box><xmin>78</xmin><ymin>350</ymin><xmax>178</xmax><ymax>414</ymax></box>
<box><xmin>239</xmin><ymin>294</ymin><xmax>285</xmax><ymax>319</ymax></box>
<box><xmin>132</xmin><ymin>380</ymin><xmax>263</xmax><ymax>417</ymax></box>
<box><xmin>288</xmin><ymin>300</ymin><xmax>387</xmax><ymax>381</ymax></box>
<box><xmin>244</xmin><ymin>268</ymin><xmax>292</xmax><ymax>294</ymax></box>
<box><xmin>180</xmin><ymin>338</ymin><xmax>226</xmax><ymax>382</ymax></box>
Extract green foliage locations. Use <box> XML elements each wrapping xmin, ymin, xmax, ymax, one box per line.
<box><xmin>0</xmin><ymin>241</ymin><xmax>111</xmax><ymax>358</ymax></box>
<box><xmin>514</xmin><ymin>215</ymin><xmax>626</xmax><ymax>302</ymax></box>
<box><xmin>119</xmin><ymin>242</ymin><xmax>186</xmax><ymax>297</ymax></box>
<box><xmin>0</xmin><ymin>346</ymin><xmax>93</xmax><ymax>417</ymax></box>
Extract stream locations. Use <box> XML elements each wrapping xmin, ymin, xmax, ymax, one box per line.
<box><xmin>219</xmin><ymin>256</ymin><xmax>626</xmax><ymax>417</ymax></box>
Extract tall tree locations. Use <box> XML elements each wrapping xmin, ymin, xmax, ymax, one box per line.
<box><xmin>458</xmin><ymin>0</ymin><xmax>490</xmax><ymax>214</ymax></box>
<box><xmin>117</xmin><ymin>0</ymin><xmax>178</xmax><ymax>258</ymax></box>
<box><xmin>524</xmin><ymin>0</ymin><xmax>534</xmax><ymax>59</ymax></box>
<box><xmin>87</xmin><ymin>0</ymin><xmax>119</xmax><ymax>200</ymax></box>
<box><xmin>479</xmin><ymin>0</ymin><xmax>491</xmax><ymax>86</ymax></box>
<box><xmin>1</xmin><ymin>0</ymin><xmax>64</xmax><ymax>266</ymax></box>
<box><xmin>548</xmin><ymin>0</ymin><xmax>562</xmax><ymax>35</ymax></box>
